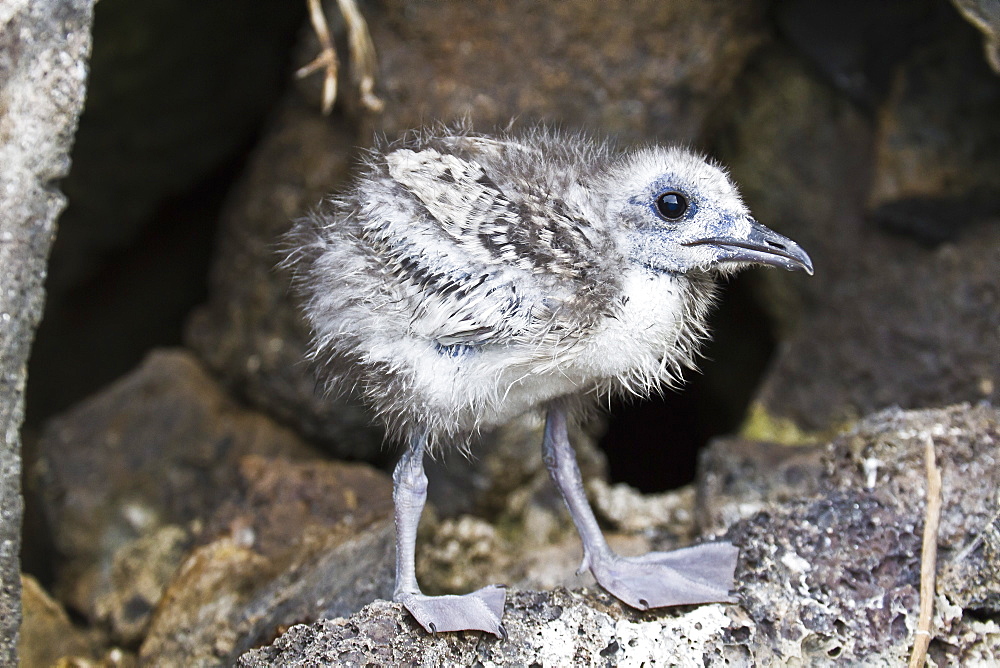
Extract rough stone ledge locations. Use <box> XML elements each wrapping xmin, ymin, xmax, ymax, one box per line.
<box><xmin>238</xmin><ymin>589</ymin><xmax>746</xmax><ymax>667</ymax></box>
<box><xmin>239</xmin><ymin>403</ymin><xmax>1000</xmax><ymax>666</ymax></box>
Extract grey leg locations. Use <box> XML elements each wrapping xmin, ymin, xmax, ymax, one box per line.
<box><xmin>543</xmin><ymin>403</ymin><xmax>739</xmax><ymax>609</ymax></box>
<box><xmin>392</xmin><ymin>431</ymin><xmax>428</xmax><ymax>600</ymax></box>
<box><xmin>392</xmin><ymin>431</ymin><xmax>507</xmax><ymax>637</ymax></box>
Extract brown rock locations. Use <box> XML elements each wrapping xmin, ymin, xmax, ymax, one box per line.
<box><xmin>697</xmin><ymin>438</ymin><xmax>824</xmax><ymax>535</ymax></box>
<box><xmin>138</xmin><ymin>454</ymin><xmax>395</xmax><ymax>666</ymax></box>
<box><xmin>184</xmin><ymin>100</ymin><xmax>384</xmax><ymax>458</ymax></box>
<box><xmin>712</xmin><ymin>46</ymin><xmax>874</xmax><ymax>337</ymax></box>
<box><xmin>731</xmin><ymin>492</ymin><xmax>921</xmax><ymax>663</ymax></box>
<box><xmin>93</xmin><ymin>525</ymin><xmax>191</xmax><ymax>647</ymax></box>
<box><xmin>868</xmin><ymin>10</ymin><xmax>1000</xmax><ymax>244</ymax></box>
<box><xmin>48</xmin><ymin>1</ymin><xmax>304</xmax><ymax>294</ymax></box>
<box><xmin>771</xmin><ymin>0</ymin><xmax>940</xmax><ymax>107</ymax></box>
<box><xmin>27</xmin><ymin>0</ymin><xmax>307</xmax><ymax>431</ymax></box>
<box><xmin>138</xmin><ymin>536</ymin><xmax>274</xmax><ymax>665</ymax></box>
<box><xmin>19</xmin><ymin>574</ymin><xmax>102</xmax><ymax>668</ymax></box>
<box><xmin>755</xmin><ymin>224</ymin><xmax>1000</xmax><ymax>431</ymax></box>
<box><xmin>822</xmin><ymin>403</ymin><xmax>1000</xmax><ymax>612</ymax></box>
<box><xmin>735</xmin><ymin>404</ymin><xmax>1000</xmax><ymax>664</ymax></box>
<box><xmin>239</xmin><ymin>589</ymin><xmax>741</xmax><ymax>667</ymax></box>
<box><xmin>203</xmin><ymin>454</ymin><xmax>394</xmax><ymax>558</ymax></box>
<box><xmin>34</xmin><ymin>348</ymin><xmax>319</xmax><ymax>621</ymax></box>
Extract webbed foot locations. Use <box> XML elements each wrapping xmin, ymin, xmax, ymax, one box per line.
<box><xmin>590</xmin><ymin>542</ymin><xmax>739</xmax><ymax>609</ymax></box>
<box><xmin>398</xmin><ymin>584</ymin><xmax>507</xmax><ymax>638</ymax></box>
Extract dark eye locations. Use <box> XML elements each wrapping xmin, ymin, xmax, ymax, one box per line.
<box><xmin>655</xmin><ymin>191</ymin><xmax>688</xmax><ymax>220</ymax></box>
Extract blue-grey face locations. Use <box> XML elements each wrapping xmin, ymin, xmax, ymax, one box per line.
<box><xmin>610</xmin><ymin>147</ymin><xmax>813</xmax><ymax>276</ymax></box>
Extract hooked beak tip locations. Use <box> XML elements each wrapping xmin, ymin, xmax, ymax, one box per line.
<box><xmin>683</xmin><ymin>218</ymin><xmax>814</xmax><ymax>276</ymax></box>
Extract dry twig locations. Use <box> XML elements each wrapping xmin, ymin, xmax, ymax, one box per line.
<box><xmin>297</xmin><ymin>0</ymin><xmax>383</xmax><ymax>115</ymax></box>
<box><xmin>337</xmin><ymin>0</ymin><xmax>384</xmax><ymax>113</ymax></box>
<box><xmin>908</xmin><ymin>435</ymin><xmax>943</xmax><ymax>668</ymax></box>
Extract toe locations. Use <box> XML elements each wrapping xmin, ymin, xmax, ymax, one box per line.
<box><xmin>400</xmin><ymin>588</ymin><xmax>508</xmax><ymax>637</ymax></box>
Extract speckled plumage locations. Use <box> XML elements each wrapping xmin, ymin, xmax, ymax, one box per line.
<box><xmin>287</xmin><ymin>125</ymin><xmax>750</xmax><ymax>446</ymax></box>
<box><xmin>288</xmin><ymin>123</ymin><xmax>813</xmax><ymax>637</ymax></box>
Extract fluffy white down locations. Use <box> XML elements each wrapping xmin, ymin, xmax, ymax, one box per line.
<box><xmin>354</xmin><ymin>267</ymin><xmax>691</xmax><ymax>435</ymax></box>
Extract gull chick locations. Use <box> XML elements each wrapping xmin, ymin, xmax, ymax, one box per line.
<box><xmin>288</xmin><ymin>124</ymin><xmax>813</xmax><ymax>638</ymax></box>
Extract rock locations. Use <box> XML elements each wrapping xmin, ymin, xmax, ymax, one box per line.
<box><xmin>588</xmin><ymin>477</ymin><xmax>699</xmax><ymax>538</ymax></box>
<box><xmin>24</xmin><ymin>1</ymin><xmax>308</xmax><ymax>440</ymax></box>
<box><xmin>138</xmin><ymin>455</ymin><xmax>395</xmax><ymax>666</ymax></box>
<box><xmin>185</xmin><ymin>100</ymin><xmax>385</xmax><ymax>459</ymax></box>
<box><xmin>349</xmin><ymin>0</ymin><xmax>769</xmax><ymax>144</ymax></box>
<box><xmin>35</xmin><ymin>349</ymin><xmax>398</xmax><ymax>665</ymax></box>
<box><xmin>201</xmin><ymin>455</ymin><xmax>394</xmax><ymax>558</ymax></box>
<box><xmin>426</xmin><ymin>411</ymin><xmax>607</xmax><ymax>519</ymax></box>
<box><xmin>756</xmin><ymin>223</ymin><xmax>999</xmax><ymax>432</ymax></box>
<box><xmin>736</xmin><ymin>403</ymin><xmax>1000</xmax><ymax>664</ymax></box>
<box><xmin>19</xmin><ymin>574</ymin><xmax>102</xmax><ymax>667</ymax></box>
<box><xmin>0</xmin><ymin>0</ymin><xmax>94</xmax><ymax>662</ymax></box>
<box><xmin>734</xmin><ymin>403</ymin><xmax>1000</xmax><ymax>664</ymax></box>
<box><xmin>26</xmin><ymin>0</ymin><xmax>307</xmax><ymax>426</ymax></box>
<box><xmin>697</xmin><ymin>438</ymin><xmax>824</xmax><ymax>536</ymax></box>
<box><xmin>415</xmin><ymin>421</ymin><xmax>632</xmax><ymax>598</ymax></box>
<box><xmin>138</xmin><ymin>536</ymin><xmax>273</xmax><ymax>665</ymax></box>
<box><xmin>47</xmin><ymin>1</ymin><xmax>304</xmax><ymax>295</ymax></box>
<box><xmin>237</xmin><ymin>404</ymin><xmax>1000</xmax><ymax>664</ymax></box>
<box><xmin>715</xmin><ymin>46</ymin><xmax>999</xmax><ymax>432</ymax></box>
<box><xmin>34</xmin><ymin>348</ymin><xmax>319</xmax><ymax>622</ymax></box>
<box><xmin>238</xmin><ymin>590</ymin><xmax>742</xmax><ymax>667</ymax></box>
<box><xmin>952</xmin><ymin>0</ymin><xmax>1000</xmax><ymax>73</ymax></box>
<box><xmin>712</xmin><ymin>46</ymin><xmax>874</xmax><ymax>339</ymax></box>
<box><xmin>822</xmin><ymin>403</ymin><xmax>1000</xmax><ymax>613</ymax></box>
<box><xmin>411</xmin><ymin>512</ymin><xmax>509</xmax><ymax>595</ymax></box>
<box><xmin>732</xmin><ymin>492</ymin><xmax>921</xmax><ymax>663</ymax></box>
<box><xmin>258</xmin><ymin>472</ymin><xmax>711</xmax><ymax>662</ymax></box>
<box><xmin>773</xmin><ymin>0</ymin><xmax>940</xmax><ymax>107</ymax></box>
<box><xmin>93</xmin><ymin>525</ymin><xmax>191</xmax><ymax>647</ymax></box>
<box><xmin>868</xmin><ymin>8</ymin><xmax>1000</xmax><ymax>244</ymax></box>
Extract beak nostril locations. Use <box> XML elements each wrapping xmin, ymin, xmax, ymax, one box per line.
<box><xmin>766</xmin><ymin>240</ymin><xmax>786</xmax><ymax>250</ymax></box>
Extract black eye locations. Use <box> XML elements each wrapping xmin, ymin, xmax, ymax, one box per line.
<box><xmin>655</xmin><ymin>191</ymin><xmax>688</xmax><ymax>220</ymax></box>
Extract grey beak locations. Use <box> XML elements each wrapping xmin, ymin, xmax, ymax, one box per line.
<box><xmin>683</xmin><ymin>218</ymin><xmax>814</xmax><ymax>275</ymax></box>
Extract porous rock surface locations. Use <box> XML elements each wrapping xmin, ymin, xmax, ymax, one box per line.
<box><xmin>0</xmin><ymin>0</ymin><xmax>94</xmax><ymax>662</ymax></box>
<box><xmin>239</xmin><ymin>404</ymin><xmax>1000</xmax><ymax>665</ymax></box>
